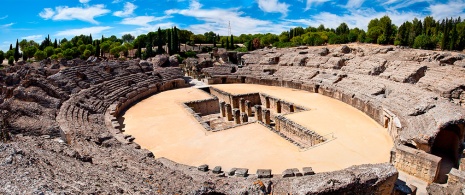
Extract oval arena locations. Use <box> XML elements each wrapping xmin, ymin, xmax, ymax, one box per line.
<box><xmin>2</xmin><ymin>45</ymin><xmax>465</xmax><ymax>194</ymax></box>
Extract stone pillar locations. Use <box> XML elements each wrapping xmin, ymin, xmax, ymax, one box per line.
<box><xmin>233</xmin><ymin>109</ymin><xmax>241</xmax><ymax>124</ymax></box>
<box><xmin>263</xmin><ymin>109</ymin><xmax>271</xmax><ymax>125</ymax></box>
<box><xmin>254</xmin><ymin>105</ymin><xmax>262</xmax><ymax>122</ymax></box>
<box><xmin>225</xmin><ymin>104</ymin><xmax>233</xmax><ymax>121</ymax></box>
<box><xmin>241</xmin><ymin>113</ymin><xmax>248</xmax><ymax>123</ymax></box>
<box><xmin>219</xmin><ymin>101</ymin><xmax>226</xmax><ymax>117</ymax></box>
<box><xmin>245</xmin><ymin>100</ymin><xmax>252</xmax><ymax>116</ymax></box>
<box><xmin>239</xmin><ymin>98</ymin><xmax>246</xmax><ymax>112</ymax></box>
<box><xmin>276</xmin><ymin>101</ymin><xmax>282</xmax><ymax>113</ymax></box>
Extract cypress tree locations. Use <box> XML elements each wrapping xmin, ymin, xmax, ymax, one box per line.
<box><xmin>157</xmin><ymin>27</ymin><xmax>163</xmax><ymax>54</ymax></box>
<box><xmin>167</xmin><ymin>29</ymin><xmax>172</xmax><ymax>54</ymax></box>
<box><xmin>226</xmin><ymin>37</ymin><xmax>229</xmax><ymax>50</ymax></box>
<box><xmin>95</xmin><ymin>41</ymin><xmax>100</xmax><ymax>57</ymax></box>
<box><xmin>89</xmin><ymin>34</ymin><xmax>93</xmax><ymax>45</ymax></box>
<box><xmin>230</xmin><ymin>35</ymin><xmax>234</xmax><ymax>49</ymax></box>
<box><xmin>146</xmin><ymin>42</ymin><xmax>153</xmax><ymax>58</ymax></box>
<box><xmin>101</xmin><ymin>35</ymin><xmax>104</xmax><ymax>43</ymax></box>
<box><xmin>13</xmin><ymin>39</ymin><xmax>20</xmax><ymax>62</ymax></box>
<box><xmin>213</xmin><ymin>34</ymin><xmax>217</xmax><ymax>47</ymax></box>
<box><xmin>9</xmin><ymin>44</ymin><xmax>12</xmax><ymax>51</ymax></box>
<box><xmin>137</xmin><ymin>42</ymin><xmax>142</xmax><ymax>59</ymax></box>
<box><xmin>53</xmin><ymin>39</ymin><xmax>58</xmax><ymax>48</ymax></box>
<box><xmin>450</xmin><ymin>23</ymin><xmax>458</xmax><ymax>50</ymax></box>
<box><xmin>441</xmin><ymin>19</ymin><xmax>449</xmax><ymax>50</ymax></box>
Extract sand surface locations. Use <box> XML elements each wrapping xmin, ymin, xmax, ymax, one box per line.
<box><xmin>123</xmin><ymin>84</ymin><xmax>393</xmax><ymax>173</ymax></box>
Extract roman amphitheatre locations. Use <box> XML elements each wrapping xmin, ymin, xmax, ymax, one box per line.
<box><xmin>1</xmin><ymin>43</ymin><xmax>465</xmax><ymax>194</ymax></box>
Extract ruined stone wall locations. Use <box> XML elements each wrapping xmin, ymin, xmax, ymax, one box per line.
<box><xmin>184</xmin><ymin>98</ymin><xmax>220</xmax><ymax>116</ymax></box>
<box><xmin>275</xmin><ymin>115</ymin><xmax>326</xmax><ymax>147</ymax></box>
<box><xmin>259</xmin><ymin>93</ymin><xmax>307</xmax><ymax>116</ymax></box>
<box><xmin>230</xmin><ymin>93</ymin><xmax>261</xmax><ymax>109</ymax></box>
<box><xmin>210</xmin><ymin>87</ymin><xmax>232</xmax><ymax>106</ymax></box>
<box><xmin>391</xmin><ymin>144</ymin><xmax>441</xmax><ymax>183</ymax></box>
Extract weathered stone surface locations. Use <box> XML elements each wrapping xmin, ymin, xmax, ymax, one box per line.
<box><xmin>198</xmin><ymin>164</ymin><xmax>209</xmax><ymax>172</ymax></box>
<box><xmin>235</xmin><ymin>168</ymin><xmax>248</xmax><ymax>177</ymax></box>
<box><xmin>212</xmin><ymin>166</ymin><xmax>222</xmax><ymax>174</ymax></box>
<box><xmin>257</xmin><ymin>169</ymin><xmax>272</xmax><ymax>178</ymax></box>
<box><xmin>302</xmin><ymin>167</ymin><xmax>315</xmax><ymax>176</ymax></box>
<box><xmin>282</xmin><ymin>169</ymin><xmax>295</xmax><ymax>178</ymax></box>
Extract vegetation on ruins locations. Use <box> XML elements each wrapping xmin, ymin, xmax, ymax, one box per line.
<box><xmin>0</xmin><ymin>15</ymin><xmax>464</xmax><ymax>64</ymax></box>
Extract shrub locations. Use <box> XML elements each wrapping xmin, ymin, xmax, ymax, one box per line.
<box><xmin>8</xmin><ymin>56</ymin><xmax>14</xmax><ymax>65</ymax></box>
<box><xmin>413</xmin><ymin>35</ymin><xmax>435</xmax><ymax>50</ymax></box>
<box><xmin>34</xmin><ymin>50</ymin><xmax>47</xmax><ymax>61</ymax></box>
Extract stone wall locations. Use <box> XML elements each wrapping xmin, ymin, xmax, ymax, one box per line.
<box><xmin>390</xmin><ymin>144</ymin><xmax>441</xmax><ymax>183</ymax></box>
<box><xmin>210</xmin><ymin>87</ymin><xmax>261</xmax><ymax>108</ymax></box>
<box><xmin>275</xmin><ymin>115</ymin><xmax>326</xmax><ymax>148</ymax></box>
<box><xmin>259</xmin><ymin>93</ymin><xmax>307</xmax><ymax>116</ymax></box>
<box><xmin>184</xmin><ymin>98</ymin><xmax>220</xmax><ymax>116</ymax></box>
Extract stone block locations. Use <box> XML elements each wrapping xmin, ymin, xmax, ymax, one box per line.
<box><xmin>292</xmin><ymin>168</ymin><xmax>302</xmax><ymax>177</ymax></box>
<box><xmin>302</xmin><ymin>167</ymin><xmax>315</xmax><ymax>176</ymax></box>
<box><xmin>257</xmin><ymin>169</ymin><xmax>272</xmax><ymax>178</ymax></box>
<box><xmin>282</xmin><ymin>169</ymin><xmax>295</xmax><ymax>178</ymax></box>
<box><xmin>228</xmin><ymin>168</ymin><xmax>237</xmax><ymax>176</ymax></box>
<box><xmin>212</xmin><ymin>166</ymin><xmax>222</xmax><ymax>174</ymax></box>
<box><xmin>198</xmin><ymin>164</ymin><xmax>209</xmax><ymax>172</ymax></box>
<box><xmin>235</xmin><ymin>168</ymin><xmax>248</xmax><ymax>177</ymax></box>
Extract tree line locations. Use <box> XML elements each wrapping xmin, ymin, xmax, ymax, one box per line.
<box><xmin>0</xmin><ymin>15</ymin><xmax>464</xmax><ymax>66</ymax></box>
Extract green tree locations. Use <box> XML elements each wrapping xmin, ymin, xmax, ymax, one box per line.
<box><xmin>44</xmin><ymin>46</ymin><xmax>55</xmax><ymax>57</ymax></box>
<box><xmin>230</xmin><ymin>35</ymin><xmax>234</xmax><ymax>49</ymax></box>
<box><xmin>146</xmin><ymin>43</ymin><xmax>153</xmax><ymax>58</ymax></box>
<box><xmin>226</xmin><ymin>37</ymin><xmax>229</xmax><ymax>49</ymax></box>
<box><xmin>83</xmin><ymin>50</ymin><xmax>92</xmax><ymax>58</ymax></box>
<box><xmin>34</xmin><ymin>50</ymin><xmax>47</xmax><ymax>61</ymax></box>
<box><xmin>379</xmin><ymin>16</ymin><xmax>393</xmax><ymax>44</ymax></box>
<box><xmin>8</xmin><ymin>56</ymin><xmax>14</xmax><ymax>65</ymax></box>
<box><xmin>5</xmin><ymin>50</ymin><xmax>14</xmax><ymax>60</ymax></box>
<box><xmin>336</xmin><ymin>23</ymin><xmax>350</xmax><ymax>35</ymax></box>
<box><xmin>14</xmin><ymin>39</ymin><xmax>20</xmax><ymax>62</ymax></box>
<box><xmin>23</xmin><ymin>46</ymin><xmax>37</xmax><ymax>60</ymax></box>
<box><xmin>122</xmin><ymin>34</ymin><xmax>135</xmax><ymax>43</ymax></box>
<box><xmin>95</xmin><ymin>41</ymin><xmax>100</xmax><ymax>57</ymax></box>
<box><xmin>0</xmin><ymin>51</ymin><xmax>4</xmax><ymax>64</ymax></box>
<box><xmin>157</xmin><ymin>27</ymin><xmax>164</xmax><ymax>54</ymax></box>
<box><xmin>413</xmin><ymin>35</ymin><xmax>435</xmax><ymax>50</ymax></box>
<box><xmin>167</xmin><ymin>29</ymin><xmax>172</xmax><ymax>54</ymax></box>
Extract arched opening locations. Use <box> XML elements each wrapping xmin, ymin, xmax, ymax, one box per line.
<box><xmin>432</xmin><ymin>124</ymin><xmax>463</xmax><ymax>183</ymax></box>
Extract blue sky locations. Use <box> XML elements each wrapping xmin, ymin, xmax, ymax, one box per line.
<box><xmin>0</xmin><ymin>0</ymin><xmax>464</xmax><ymax>51</ymax></box>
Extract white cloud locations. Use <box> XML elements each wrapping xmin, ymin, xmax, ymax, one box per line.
<box><xmin>120</xmin><ymin>16</ymin><xmax>170</xmax><ymax>26</ymax></box>
<box><xmin>382</xmin><ymin>0</ymin><xmax>430</xmax><ymax>10</ymax></box>
<box><xmin>114</xmin><ymin>2</ymin><xmax>137</xmax><ymax>17</ymax></box>
<box><xmin>304</xmin><ymin>0</ymin><xmax>330</xmax><ymax>10</ymax></box>
<box><xmin>39</xmin><ymin>8</ymin><xmax>55</xmax><ymax>19</ymax></box>
<box><xmin>0</xmin><ymin>15</ymin><xmax>8</xmax><ymax>20</ymax></box>
<box><xmin>428</xmin><ymin>0</ymin><xmax>465</xmax><ymax>20</ymax></box>
<box><xmin>21</xmin><ymin>35</ymin><xmax>43</xmax><ymax>40</ymax></box>
<box><xmin>112</xmin><ymin>0</ymin><xmax>123</xmax><ymax>3</ymax></box>
<box><xmin>79</xmin><ymin>0</ymin><xmax>91</xmax><ymax>3</ymax></box>
<box><xmin>1</xmin><ymin>23</ymin><xmax>14</xmax><ymax>28</ymax></box>
<box><xmin>55</xmin><ymin>26</ymin><xmax>112</xmax><ymax>37</ymax></box>
<box><xmin>39</xmin><ymin>5</ymin><xmax>110</xmax><ymax>24</ymax></box>
<box><xmin>346</xmin><ymin>0</ymin><xmax>365</xmax><ymax>9</ymax></box>
<box><xmin>165</xmin><ymin>0</ymin><xmax>291</xmax><ymax>35</ymax></box>
<box><xmin>257</xmin><ymin>0</ymin><xmax>290</xmax><ymax>17</ymax></box>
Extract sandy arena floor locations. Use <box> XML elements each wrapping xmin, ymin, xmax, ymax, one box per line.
<box><xmin>123</xmin><ymin>84</ymin><xmax>394</xmax><ymax>173</ymax></box>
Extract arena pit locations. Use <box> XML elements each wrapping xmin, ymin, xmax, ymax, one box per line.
<box><xmin>122</xmin><ymin>84</ymin><xmax>393</xmax><ymax>173</ymax></box>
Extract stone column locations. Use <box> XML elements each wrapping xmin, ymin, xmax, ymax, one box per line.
<box><xmin>245</xmin><ymin>100</ymin><xmax>252</xmax><ymax>116</ymax></box>
<box><xmin>219</xmin><ymin>101</ymin><xmax>226</xmax><ymax>117</ymax></box>
<box><xmin>239</xmin><ymin>98</ymin><xmax>246</xmax><ymax>112</ymax></box>
<box><xmin>233</xmin><ymin>109</ymin><xmax>241</xmax><ymax>124</ymax></box>
<box><xmin>254</xmin><ymin>105</ymin><xmax>262</xmax><ymax>122</ymax></box>
<box><xmin>241</xmin><ymin>113</ymin><xmax>248</xmax><ymax>123</ymax></box>
<box><xmin>225</xmin><ymin>104</ymin><xmax>233</xmax><ymax>121</ymax></box>
<box><xmin>263</xmin><ymin>109</ymin><xmax>271</xmax><ymax>125</ymax></box>
<box><xmin>276</xmin><ymin>101</ymin><xmax>282</xmax><ymax>113</ymax></box>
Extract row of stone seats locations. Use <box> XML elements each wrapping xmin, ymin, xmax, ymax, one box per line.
<box><xmin>57</xmin><ymin>63</ymin><xmax>187</xmax><ymax>144</ymax></box>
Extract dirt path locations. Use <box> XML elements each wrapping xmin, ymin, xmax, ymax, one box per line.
<box><xmin>123</xmin><ymin>84</ymin><xmax>393</xmax><ymax>173</ymax></box>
